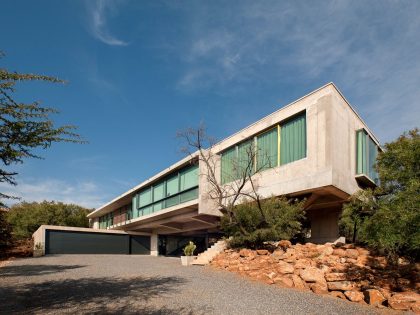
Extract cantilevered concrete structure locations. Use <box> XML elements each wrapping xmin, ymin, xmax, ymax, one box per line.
<box><xmin>83</xmin><ymin>82</ymin><xmax>380</xmax><ymax>256</ymax></box>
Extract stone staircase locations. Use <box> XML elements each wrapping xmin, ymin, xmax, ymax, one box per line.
<box><xmin>192</xmin><ymin>240</ymin><xmax>227</xmax><ymax>265</ymax></box>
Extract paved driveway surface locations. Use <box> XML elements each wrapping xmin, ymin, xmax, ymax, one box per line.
<box><xmin>0</xmin><ymin>255</ymin><xmax>389</xmax><ymax>315</ymax></box>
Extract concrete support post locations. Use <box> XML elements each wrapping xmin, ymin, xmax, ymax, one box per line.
<box><xmin>150</xmin><ymin>232</ymin><xmax>158</xmax><ymax>256</ymax></box>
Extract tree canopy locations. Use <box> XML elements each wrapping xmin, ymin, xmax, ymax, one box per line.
<box><xmin>6</xmin><ymin>201</ymin><xmax>92</xmax><ymax>239</ymax></box>
<box><xmin>340</xmin><ymin>128</ymin><xmax>420</xmax><ymax>262</ymax></box>
<box><xmin>0</xmin><ymin>52</ymin><xmax>83</xmax><ymax>205</ymax></box>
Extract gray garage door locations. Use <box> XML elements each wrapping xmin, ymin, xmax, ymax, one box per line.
<box><xmin>130</xmin><ymin>235</ymin><xmax>150</xmax><ymax>255</ymax></box>
<box><xmin>45</xmin><ymin>230</ymin><xmax>150</xmax><ymax>255</ymax></box>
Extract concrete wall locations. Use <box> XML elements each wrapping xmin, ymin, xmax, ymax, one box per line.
<box><xmin>198</xmin><ymin>83</ymin><xmax>378</xmax><ymax>216</ymax></box>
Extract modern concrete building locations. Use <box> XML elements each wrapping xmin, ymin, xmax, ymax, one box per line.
<box><xmin>34</xmin><ymin>83</ymin><xmax>380</xmax><ymax>256</ymax></box>
<box><xmin>85</xmin><ymin>82</ymin><xmax>380</xmax><ymax>254</ymax></box>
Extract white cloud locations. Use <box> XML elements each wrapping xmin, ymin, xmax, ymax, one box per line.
<box><xmin>174</xmin><ymin>1</ymin><xmax>420</xmax><ymax>142</ymax></box>
<box><xmin>0</xmin><ymin>178</ymin><xmax>109</xmax><ymax>209</ymax></box>
<box><xmin>88</xmin><ymin>0</ymin><xmax>128</xmax><ymax>46</ymax></box>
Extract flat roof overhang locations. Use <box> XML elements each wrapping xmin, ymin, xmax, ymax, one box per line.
<box><xmin>111</xmin><ymin>202</ymin><xmax>219</xmax><ymax>235</ymax></box>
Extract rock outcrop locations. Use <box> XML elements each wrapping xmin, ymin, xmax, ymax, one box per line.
<box><xmin>211</xmin><ymin>242</ymin><xmax>420</xmax><ymax>313</ymax></box>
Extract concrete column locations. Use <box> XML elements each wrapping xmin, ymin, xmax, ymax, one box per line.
<box><xmin>150</xmin><ymin>232</ymin><xmax>158</xmax><ymax>256</ymax></box>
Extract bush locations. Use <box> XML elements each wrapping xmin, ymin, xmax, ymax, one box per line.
<box><xmin>0</xmin><ymin>211</ymin><xmax>12</xmax><ymax>247</ymax></box>
<box><xmin>183</xmin><ymin>241</ymin><xmax>196</xmax><ymax>256</ymax></box>
<box><xmin>6</xmin><ymin>201</ymin><xmax>92</xmax><ymax>239</ymax></box>
<box><xmin>221</xmin><ymin>196</ymin><xmax>306</xmax><ymax>249</ymax></box>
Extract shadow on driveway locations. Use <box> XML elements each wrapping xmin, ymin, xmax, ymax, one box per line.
<box><xmin>0</xmin><ymin>275</ymin><xmax>192</xmax><ymax>314</ymax></box>
<box><xmin>0</xmin><ymin>264</ymin><xmax>86</xmax><ymax>277</ymax></box>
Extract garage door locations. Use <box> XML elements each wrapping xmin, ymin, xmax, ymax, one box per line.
<box><xmin>46</xmin><ymin>230</ymin><xmax>131</xmax><ymax>254</ymax></box>
<box><xmin>130</xmin><ymin>235</ymin><xmax>150</xmax><ymax>255</ymax></box>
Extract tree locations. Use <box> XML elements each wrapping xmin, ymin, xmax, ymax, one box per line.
<box><xmin>178</xmin><ymin>125</ymin><xmax>306</xmax><ymax>248</ymax></box>
<box><xmin>0</xmin><ymin>210</ymin><xmax>12</xmax><ymax>247</ymax></box>
<box><xmin>0</xmin><ymin>52</ymin><xmax>83</xmax><ymax>205</ymax></box>
<box><xmin>221</xmin><ymin>197</ymin><xmax>305</xmax><ymax>248</ymax></box>
<box><xmin>339</xmin><ymin>128</ymin><xmax>420</xmax><ymax>263</ymax></box>
<box><xmin>6</xmin><ymin>201</ymin><xmax>92</xmax><ymax>239</ymax></box>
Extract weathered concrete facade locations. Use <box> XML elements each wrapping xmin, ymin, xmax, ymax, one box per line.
<box><xmin>86</xmin><ymin>83</ymin><xmax>380</xmax><ymax>248</ymax></box>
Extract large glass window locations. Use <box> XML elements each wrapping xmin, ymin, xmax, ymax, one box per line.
<box><xmin>221</xmin><ymin>112</ymin><xmax>306</xmax><ymax>184</ymax></box>
<box><xmin>221</xmin><ymin>146</ymin><xmax>237</xmax><ymax>184</ymax></box>
<box><xmin>127</xmin><ymin>164</ymin><xmax>199</xmax><ymax>218</ymax></box>
<box><xmin>180</xmin><ymin>166</ymin><xmax>198</xmax><ymax>191</ymax></box>
<box><xmin>257</xmin><ymin>127</ymin><xmax>278</xmax><ymax>170</ymax></box>
<box><xmin>356</xmin><ymin>129</ymin><xmax>379</xmax><ymax>184</ymax></box>
<box><xmin>280</xmin><ymin>113</ymin><xmax>307</xmax><ymax>165</ymax></box>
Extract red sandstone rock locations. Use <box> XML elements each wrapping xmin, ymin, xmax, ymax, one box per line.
<box><xmin>292</xmin><ymin>274</ymin><xmax>306</xmax><ymax>289</ymax></box>
<box><xmin>300</xmin><ymin>267</ymin><xmax>325</xmax><ymax>283</ymax></box>
<box><xmin>274</xmin><ymin>276</ymin><xmax>294</xmax><ymax>288</ymax></box>
<box><xmin>388</xmin><ymin>292</ymin><xmax>420</xmax><ymax>311</ymax></box>
<box><xmin>294</xmin><ymin>258</ymin><xmax>313</xmax><ymax>269</ymax></box>
<box><xmin>271</xmin><ymin>249</ymin><xmax>285</xmax><ymax>260</ymax></box>
<box><xmin>256</xmin><ymin>249</ymin><xmax>269</xmax><ymax>255</ymax></box>
<box><xmin>239</xmin><ymin>249</ymin><xmax>253</xmax><ymax>257</ymax></box>
<box><xmin>329</xmin><ymin>291</ymin><xmax>347</xmax><ymax>299</ymax></box>
<box><xmin>344</xmin><ymin>290</ymin><xmax>364</xmax><ymax>302</ymax></box>
<box><xmin>333</xmin><ymin>248</ymin><xmax>347</xmax><ymax>257</ymax></box>
<box><xmin>278</xmin><ymin>240</ymin><xmax>292</xmax><ymax>249</ymax></box>
<box><xmin>411</xmin><ymin>301</ymin><xmax>420</xmax><ymax>313</ymax></box>
<box><xmin>325</xmin><ymin>272</ymin><xmax>347</xmax><ymax>282</ymax></box>
<box><xmin>327</xmin><ymin>281</ymin><xmax>356</xmax><ymax>291</ymax></box>
<box><xmin>363</xmin><ymin>289</ymin><xmax>386</xmax><ymax>306</ymax></box>
<box><xmin>310</xmin><ymin>281</ymin><xmax>328</xmax><ymax>294</ymax></box>
<box><xmin>277</xmin><ymin>261</ymin><xmax>294</xmax><ymax>274</ymax></box>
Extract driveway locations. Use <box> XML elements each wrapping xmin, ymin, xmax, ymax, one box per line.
<box><xmin>0</xmin><ymin>255</ymin><xmax>388</xmax><ymax>315</ymax></box>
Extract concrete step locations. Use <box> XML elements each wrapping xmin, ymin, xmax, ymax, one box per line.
<box><xmin>192</xmin><ymin>240</ymin><xmax>227</xmax><ymax>266</ymax></box>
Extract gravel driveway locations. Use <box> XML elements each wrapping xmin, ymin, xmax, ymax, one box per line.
<box><xmin>0</xmin><ymin>255</ymin><xmax>390</xmax><ymax>315</ymax></box>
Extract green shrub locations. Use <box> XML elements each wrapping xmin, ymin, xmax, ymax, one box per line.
<box><xmin>183</xmin><ymin>241</ymin><xmax>196</xmax><ymax>256</ymax></box>
<box><xmin>221</xmin><ymin>196</ymin><xmax>305</xmax><ymax>249</ymax></box>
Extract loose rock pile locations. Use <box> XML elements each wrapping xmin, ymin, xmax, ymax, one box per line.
<box><xmin>211</xmin><ymin>241</ymin><xmax>420</xmax><ymax>312</ymax></box>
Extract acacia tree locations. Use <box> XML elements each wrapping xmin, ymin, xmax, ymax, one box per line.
<box><xmin>0</xmin><ymin>52</ymin><xmax>83</xmax><ymax>205</ymax></box>
<box><xmin>178</xmin><ymin>125</ymin><xmax>305</xmax><ymax>248</ymax></box>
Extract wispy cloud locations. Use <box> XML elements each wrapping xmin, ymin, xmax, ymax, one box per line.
<box><xmin>0</xmin><ymin>178</ymin><xmax>109</xmax><ymax>209</ymax></box>
<box><xmin>174</xmin><ymin>1</ymin><xmax>420</xmax><ymax>141</ymax></box>
<box><xmin>88</xmin><ymin>0</ymin><xmax>128</xmax><ymax>46</ymax></box>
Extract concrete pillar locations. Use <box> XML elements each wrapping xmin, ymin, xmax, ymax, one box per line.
<box><xmin>150</xmin><ymin>232</ymin><xmax>158</xmax><ymax>256</ymax></box>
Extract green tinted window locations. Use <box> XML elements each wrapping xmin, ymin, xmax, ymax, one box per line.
<box><xmin>221</xmin><ymin>146</ymin><xmax>237</xmax><ymax>184</ymax></box>
<box><xmin>179</xmin><ymin>166</ymin><xmax>198</xmax><ymax>191</ymax></box>
<box><xmin>280</xmin><ymin>113</ymin><xmax>306</xmax><ymax>165</ymax></box>
<box><xmin>257</xmin><ymin>127</ymin><xmax>278</xmax><ymax>170</ymax></box>
<box><xmin>139</xmin><ymin>188</ymin><xmax>152</xmax><ymax>207</ymax></box>
<box><xmin>166</xmin><ymin>175</ymin><xmax>179</xmax><ymax>196</ymax></box>
<box><xmin>153</xmin><ymin>182</ymin><xmax>165</xmax><ymax>202</ymax></box>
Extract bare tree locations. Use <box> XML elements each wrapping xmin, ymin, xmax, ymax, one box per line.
<box><xmin>177</xmin><ymin>124</ymin><xmax>273</xmax><ymax>236</ymax></box>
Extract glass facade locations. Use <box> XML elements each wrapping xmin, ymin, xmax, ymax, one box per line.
<box><xmin>98</xmin><ymin>164</ymin><xmax>199</xmax><ymax>227</ymax></box>
<box><xmin>356</xmin><ymin>129</ymin><xmax>379</xmax><ymax>184</ymax></box>
<box><xmin>221</xmin><ymin>112</ymin><xmax>307</xmax><ymax>184</ymax></box>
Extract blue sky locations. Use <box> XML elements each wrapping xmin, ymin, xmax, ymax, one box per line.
<box><xmin>1</xmin><ymin>0</ymin><xmax>419</xmax><ymax>208</ymax></box>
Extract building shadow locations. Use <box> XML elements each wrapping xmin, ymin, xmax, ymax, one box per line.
<box><xmin>0</xmin><ymin>275</ymin><xmax>200</xmax><ymax>314</ymax></box>
<box><xmin>0</xmin><ymin>264</ymin><xmax>86</xmax><ymax>277</ymax></box>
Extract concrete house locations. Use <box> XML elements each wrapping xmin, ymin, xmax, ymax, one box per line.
<box><xmin>33</xmin><ymin>83</ymin><xmax>380</xmax><ymax>256</ymax></box>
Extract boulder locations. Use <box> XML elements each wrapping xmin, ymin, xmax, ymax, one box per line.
<box><xmin>329</xmin><ymin>291</ymin><xmax>347</xmax><ymax>299</ymax></box>
<box><xmin>292</xmin><ymin>274</ymin><xmax>306</xmax><ymax>290</ymax></box>
<box><xmin>411</xmin><ymin>301</ymin><xmax>420</xmax><ymax>313</ymax></box>
<box><xmin>271</xmin><ymin>249</ymin><xmax>285</xmax><ymax>260</ymax></box>
<box><xmin>278</xmin><ymin>240</ymin><xmax>292</xmax><ymax>249</ymax></box>
<box><xmin>388</xmin><ymin>292</ymin><xmax>420</xmax><ymax>311</ymax></box>
<box><xmin>333</xmin><ymin>249</ymin><xmax>346</xmax><ymax>257</ymax></box>
<box><xmin>363</xmin><ymin>289</ymin><xmax>386</xmax><ymax>306</ymax></box>
<box><xmin>327</xmin><ymin>281</ymin><xmax>356</xmax><ymax>291</ymax></box>
<box><xmin>277</xmin><ymin>261</ymin><xmax>294</xmax><ymax>274</ymax></box>
<box><xmin>256</xmin><ymin>249</ymin><xmax>269</xmax><ymax>255</ymax></box>
<box><xmin>344</xmin><ymin>291</ymin><xmax>364</xmax><ymax>302</ymax></box>
<box><xmin>239</xmin><ymin>249</ymin><xmax>253</xmax><ymax>258</ymax></box>
<box><xmin>325</xmin><ymin>272</ymin><xmax>347</xmax><ymax>282</ymax></box>
<box><xmin>294</xmin><ymin>258</ymin><xmax>313</xmax><ymax>269</ymax></box>
<box><xmin>300</xmin><ymin>267</ymin><xmax>325</xmax><ymax>283</ymax></box>
<box><xmin>274</xmin><ymin>276</ymin><xmax>294</xmax><ymax>288</ymax></box>
<box><xmin>310</xmin><ymin>281</ymin><xmax>328</xmax><ymax>294</ymax></box>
